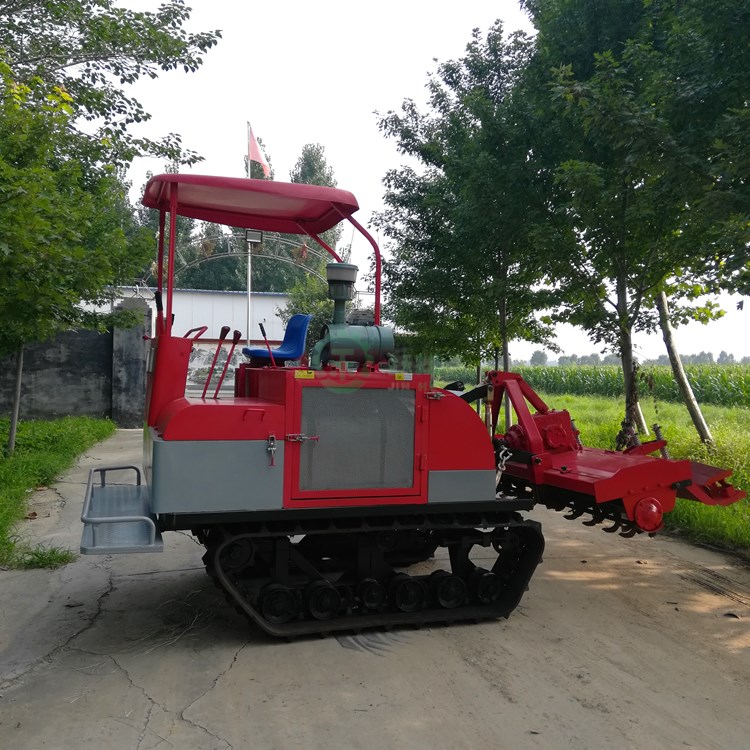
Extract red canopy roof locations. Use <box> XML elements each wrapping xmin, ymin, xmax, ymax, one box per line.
<box><xmin>142</xmin><ymin>173</ymin><xmax>360</xmax><ymax>234</ymax></box>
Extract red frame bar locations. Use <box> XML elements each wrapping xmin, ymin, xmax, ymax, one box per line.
<box><xmin>344</xmin><ymin>214</ymin><xmax>381</xmax><ymax>326</ymax></box>
<box><xmin>297</xmin><ymin>225</ymin><xmax>343</xmax><ymax>263</ymax></box>
<box><xmin>156</xmin><ymin>210</ymin><xmax>166</xmax><ymax>335</ymax></box>
<box><xmin>165</xmin><ymin>185</ymin><xmax>178</xmax><ymax>336</ymax></box>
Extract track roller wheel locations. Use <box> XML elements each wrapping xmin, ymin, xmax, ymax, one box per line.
<box><xmin>305</xmin><ymin>580</ymin><xmax>342</xmax><ymax>621</ymax></box>
<box><xmin>357</xmin><ymin>578</ymin><xmax>386</xmax><ymax>611</ymax></box>
<box><xmin>377</xmin><ymin>531</ymin><xmax>397</xmax><ymax>551</ymax></box>
<box><xmin>260</xmin><ymin>584</ymin><xmax>299</xmax><ymax>625</ymax></box>
<box><xmin>430</xmin><ymin>570</ymin><xmax>468</xmax><ymax>609</ymax></box>
<box><xmin>389</xmin><ymin>574</ymin><xmax>426</xmax><ymax>613</ymax></box>
<box><xmin>470</xmin><ymin>568</ymin><xmax>502</xmax><ymax>605</ymax></box>
<box><xmin>220</xmin><ymin>538</ymin><xmax>255</xmax><ymax>570</ymax></box>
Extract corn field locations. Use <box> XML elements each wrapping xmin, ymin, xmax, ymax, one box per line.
<box><xmin>434</xmin><ymin>365</ymin><xmax>750</xmax><ymax>409</ymax></box>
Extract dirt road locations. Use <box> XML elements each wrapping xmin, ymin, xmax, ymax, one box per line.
<box><xmin>1</xmin><ymin>430</ymin><xmax>749</xmax><ymax>749</ymax></box>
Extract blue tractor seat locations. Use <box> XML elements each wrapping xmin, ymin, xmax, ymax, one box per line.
<box><xmin>242</xmin><ymin>313</ymin><xmax>312</xmax><ymax>365</ymax></box>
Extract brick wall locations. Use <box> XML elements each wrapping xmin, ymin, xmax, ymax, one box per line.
<box><xmin>0</xmin><ymin>299</ymin><xmax>150</xmax><ymax>427</ymax></box>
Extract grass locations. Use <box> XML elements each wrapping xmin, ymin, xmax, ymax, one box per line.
<box><xmin>519</xmin><ymin>364</ymin><xmax>750</xmax><ymax>409</ymax></box>
<box><xmin>536</xmin><ymin>392</ymin><xmax>750</xmax><ymax>552</ymax></box>
<box><xmin>11</xmin><ymin>542</ymin><xmax>78</xmax><ymax>569</ymax></box>
<box><xmin>434</xmin><ymin>364</ymin><xmax>750</xmax><ymax>408</ymax></box>
<box><xmin>0</xmin><ymin>416</ymin><xmax>117</xmax><ymax>568</ymax></box>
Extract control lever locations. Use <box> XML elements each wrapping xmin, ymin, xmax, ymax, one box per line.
<box><xmin>202</xmin><ymin>325</ymin><xmax>230</xmax><ymax>399</ymax></box>
<box><xmin>213</xmin><ymin>329</ymin><xmax>242</xmax><ymax>398</ymax></box>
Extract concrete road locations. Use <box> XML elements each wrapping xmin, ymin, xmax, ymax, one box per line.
<box><xmin>1</xmin><ymin>429</ymin><xmax>749</xmax><ymax>749</ymax></box>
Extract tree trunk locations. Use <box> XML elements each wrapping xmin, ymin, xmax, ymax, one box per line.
<box><xmin>502</xmin><ymin>333</ymin><xmax>512</xmax><ymax>429</ymax></box>
<box><xmin>656</xmin><ymin>291</ymin><xmax>714</xmax><ymax>445</ymax></box>
<box><xmin>500</xmin><ymin>296</ymin><xmax>512</xmax><ymax>429</ymax></box>
<box><xmin>616</xmin><ymin>276</ymin><xmax>649</xmax><ymax>435</ymax></box>
<box><xmin>475</xmin><ymin>344</ymin><xmax>481</xmax><ymax>415</ymax></box>
<box><xmin>620</xmin><ymin>336</ymin><xmax>649</xmax><ymax>435</ymax></box>
<box><xmin>6</xmin><ymin>346</ymin><xmax>23</xmax><ymax>456</ymax></box>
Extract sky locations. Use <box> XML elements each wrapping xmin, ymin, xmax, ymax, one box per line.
<box><xmin>125</xmin><ymin>0</ymin><xmax>749</xmax><ymax>362</ymax></box>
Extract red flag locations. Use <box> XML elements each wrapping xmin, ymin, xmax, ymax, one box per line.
<box><xmin>247</xmin><ymin>122</ymin><xmax>270</xmax><ymax>178</ymax></box>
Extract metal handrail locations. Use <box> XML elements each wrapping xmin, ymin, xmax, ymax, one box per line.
<box><xmin>81</xmin><ymin>466</ymin><xmax>156</xmax><ymax>547</ymax></box>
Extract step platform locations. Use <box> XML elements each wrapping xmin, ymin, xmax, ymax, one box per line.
<box><xmin>80</xmin><ymin>465</ymin><xmax>163</xmax><ymax>554</ymax></box>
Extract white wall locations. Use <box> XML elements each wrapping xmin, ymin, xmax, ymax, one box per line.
<box><xmin>171</xmin><ymin>289</ymin><xmax>289</xmax><ymax>343</ymax></box>
<box><xmin>118</xmin><ymin>287</ymin><xmax>290</xmax><ymax>344</ymax></box>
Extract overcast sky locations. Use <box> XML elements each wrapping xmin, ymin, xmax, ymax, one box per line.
<box><xmin>126</xmin><ymin>0</ymin><xmax>748</xmax><ymax>361</ymax></box>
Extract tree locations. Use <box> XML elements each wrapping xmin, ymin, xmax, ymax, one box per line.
<box><xmin>545</xmin><ymin>51</ymin><xmax>684</xmax><ymax>430</ymax></box>
<box><xmin>0</xmin><ymin>67</ymin><xmax>153</xmax><ymax>354</ymax></box>
<box><xmin>530</xmin><ymin>350</ymin><xmax>548</xmax><ymax>366</ymax></box>
<box><xmin>291</xmin><ymin>143</ymin><xmax>336</xmax><ymax>187</ymax></box>
<box><xmin>520</xmin><ymin>0</ymin><xmax>745</xmax><ymax>436</ymax></box>
<box><xmin>254</xmin><ymin>143</ymin><xmax>347</xmax><ymax>299</ymax></box>
<box><xmin>247</xmin><ymin>143</ymin><xmax>344</xmax><ymax>296</ymax></box>
<box><xmin>279</xmin><ymin>144</ymin><xmax>350</xmax><ymax>353</ymax></box>
<box><xmin>246</xmin><ymin>141</ymin><xmax>344</xmax><ymax>294</ymax></box>
<box><xmin>0</xmin><ymin>0</ymin><xmax>221</xmax><ymax>169</ymax></box>
<box><xmin>137</xmin><ymin>169</ymin><xmax>315</xmax><ymax>294</ymax></box>
<box><xmin>290</xmin><ymin>143</ymin><xmax>342</xmax><ymax>259</ymax></box>
<box><xmin>656</xmin><ymin>292</ymin><xmax>714</xmax><ymax>444</ymax></box>
<box><xmin>0</xmin><ymin>64</ymin><xmax>153</xmax><ymax>451</ymax></box>
<box><xmin>174</xmin><ymin>222</ymin><xmax>244</xmax><ymax>291</ymax></box>
<box><xmin>376</xmin><ymin>24</ymin><xmax>558</xmax><ymax>368</ymax></box>
<box><xmin>0</xmin><ymin>1</ymin><xmax>219</xmax><ymax>451</ymax></box>
<box><xmin>166</xmin><ymin>223</ymin><xmax>311</xmax><ymax>293</ymax></box>
<box><xmin>642</xmin><ymin>0</ymin><xmax>750</xmax><ymax>300</ymax></box>
<box><xmin>527</xmin><ymin>0</ymin><xmax>750</xmax><ymax>439</ymax></box>
<box><xmin>578</xmin><ymin>353</ymin><xmax>601</xmax><ymax>366</ymax></box>
<box><xmin>622</xmin><ymin>0</ymin><xmax>749</xmax><ymax>443</ymax></box>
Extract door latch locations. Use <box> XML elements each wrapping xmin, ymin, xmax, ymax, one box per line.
<box><xmin>267</xmin><ymin>434</ymin><xmax>276</xmax><ymax>467</ymax></box>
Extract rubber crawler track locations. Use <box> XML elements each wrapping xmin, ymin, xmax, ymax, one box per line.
<box><xmin>202</xmin><ymin>518</ymin><xmax>544</xmax><ymax>638</ymax></box>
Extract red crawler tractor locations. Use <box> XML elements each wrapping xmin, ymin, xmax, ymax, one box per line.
<box><xmin>80</xmin><ymin>174</ymin><xmax>746</xmax><ymax>637</ymax></box>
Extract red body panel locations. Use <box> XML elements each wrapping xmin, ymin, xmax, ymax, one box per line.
<box><xmin>539</xmin><ymin>447</ymin><xmax>688</xmax><ymax>517</ymax></box>
<box><xmin>147</xmin><ymin>336</ymin><xmax>192</xmax><ymax>427</ymax></box>
<box><xmin>426</xmin><ymin>390</ymin><xmax>495</xmax><ymax>471</ymax></box>
<box><xmin>155</xmin><ymin>397</ymin><xmax>286</xmax><ymax>441</ymax></box>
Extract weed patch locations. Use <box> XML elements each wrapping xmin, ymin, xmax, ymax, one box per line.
<box><xmin>12</xmin><ymin>542</ymin><xmax>78</xmax><ymax>569</ymax></box>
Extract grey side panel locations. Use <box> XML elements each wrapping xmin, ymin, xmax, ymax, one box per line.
<box><xmin>299</xmin><ymin>387</ymin><xmax>416</xmax><ymax>492</ymax></box>
<box><xmin>428</xmin><ymin>470</ymin><xmax>496</xmax><ymax>504</ymax></box>
<box><xmin>151</xmin><ymin>437</ymin><xmax>284</xmax><ymax>513</ymax></box>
